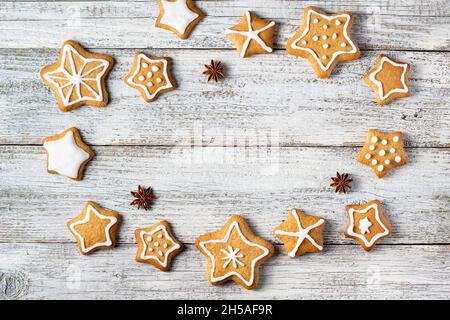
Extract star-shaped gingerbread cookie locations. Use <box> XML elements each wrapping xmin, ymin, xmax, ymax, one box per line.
<box><xmin>345</xmin><ymin>200</ymin><xmax>392</xmax><ymax>251</ymax></box>
<box><xmin>155</xmin><ymin>0</ymin><xmax>204</xmax><ymax>39</ymax></box>
<box><xmin>43</xmin><ymin>127</ymin><xmax>95</xmax><ymax>180</ymax></box>
<box><xmin>225</xmin><ymin>11</ymin><xmax>275</xmax><ymax>58</ymax></box>
<box><xmin>286</xmin><ymin>6</ymin><xmax>360</xmax><ymax>78</ymax></box>
<box><xmin>135</xmin><ymin>220</ymin><xmax>184</xmax><ymax>271</ymax></box>
<box><xmin>67</xmin><ymin>201</ymin><xmax>121</xmax><ymax>255</ymax></box>
<box><xmin>196</xmin><ymin>215</ymin><xmax>274</xmax><ymax>290</ymax></box>
<box><xmin>364</xmin><ymin>54</ymin><xmax>411</xmax><ymax>105</ymax></box>
<box><xmin>40</xmin><ymin>40</ymin><xmax>114</xmax><ymax>112</ymax></box>
<box><xmin>125</xmin><ymin>52</ymin><xmax>176</xmax><ymax>103</ymax></box>
<box><xmin>357</xmin><ymin>129</ymin><xmax>408</xmax><ymax>178</ymax></box>
<box><xmin>274</xmin><ymin>209</ymin><xmax>324</xmax><ymax>257</ymax></box>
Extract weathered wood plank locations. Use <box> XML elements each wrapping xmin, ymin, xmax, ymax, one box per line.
<box><xmin>0</xmin><ymin>145</ymin><xmax>448</xmax><ymax>244</ymax></box>
<box><xmin>0</xmin><ymin>243</ymin><xmax>448</xmax><ymax>299</ymax></box>
<box><xmin>0</xmin><ymin>49</ymin><xmax>448</xmax><ymax>147</ymax></box>
<box><xmin>0</xmin><ymin>1</ymin><xmax>449</xmax><ymax>50</ymax></box>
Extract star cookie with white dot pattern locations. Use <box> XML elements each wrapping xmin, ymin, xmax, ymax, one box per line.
<box><xmin>196</xmin><ymin>215</ymin><xmax>274</xmax><ymax>290</ymax></box>
<box><xmin>135</xmin><ymin>220</ymin><xmax>184</xmax><ymax>271</ymax></box>
<box><xmin>345</xmin><ymin>200</ymin><xmax>392</xmax><ymax>252</ymax></box>
<box><xmin>364</xmin><ymin>54</ymin><xmax>411</xmax><ymax>105</ymax></box>
<box><xmin>286</xmin><ymin>6</ymin><xmax>360</xmax><ymax>78</ymax></box>
<box><xmin>274</xmin><ymin>209</ymin><xmax>325</xmax><ymax>258</ymax></box>
<box><xmin>357</xmin><ymin>129</ymin><xmax>408</xmax><ymax>178</ymax></box>
<box><xmin>125</xmin><ymin>52</ymin><xmax>175</xmax><ymax>103</ymax></box>
<box><xmin>43</xmin><ymin>127</ymin><xmax>95</xmax><ymax>180</ymax></box>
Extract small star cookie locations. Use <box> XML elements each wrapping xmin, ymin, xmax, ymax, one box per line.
<box><xmin>43</xmin><ymin>127</ymin><xmax>95</xmax><ymax>180</ymax></box>
<box><xmin>135</xmin><ymin>220</ymin><xmax>184</xmax><ymax>271</ymax></box>
<box><xmin>357</xmin><ymin>129</ymin><xmax>408</xmax><ymax>178</ymax></box>
<box><xmin>155</xmin><ymin>0</ymin><xmax>204</xmax><ymax>39</ymax></box>
<box><xmin>345</xmin><ymin>200</ymin><xmax>392</xmax><ymax>252</ymax></box>
<box><xmin>67</xmin><ymin>201</ymin><xmax>121</xmax><ymax>255</ymax></box>
<box><xmin>125</xmin><ymin>52</ymin><xmax>176</xmax><ymax>103</ymax></box>
<box><xmin>274</xmin><ymin>209</ymin><xmax>324</xmax><ymax>257</ymax></box>
<box><xmin>286</xmin><ymin>6</ymin><xmax>360</xmax><ymax>78</ymax></box>
<box><xmin>40</xmin><ymin>40</ymin><xmax>114</xmax><ymax>112</ymax></box>
<box><xmin>196</xmin><ymin>215</ymin><xmax>274</xmax><ymax>290</ymax></box>
<box><xmin>364</xmin><ymin>54</ymin><xmax>411</xmax><ymax>105</ymax></box>
<box><xmin>225</xmin><ymin>11</ymin><xmax>276</xmax><ymax>58</ymax></box>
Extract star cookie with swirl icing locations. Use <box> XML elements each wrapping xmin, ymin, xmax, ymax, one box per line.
<box><xmin>196</xmin><ymin>215</ymin><xmax>274</xmax><ymax>289</ymax></box>
<box><xmin>286</xmin><ymin>6</ymin><xmax>360</xmax><ymax>78</ymax></box>
<box><xmin>357</xmin><ymin>129</ymin><xmax>408</xmax><ymax>178</ymax></box>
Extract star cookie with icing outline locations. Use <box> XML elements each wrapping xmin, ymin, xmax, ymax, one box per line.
<box><xmin>135</xmin><ymin>220</ymin><xmax>184</xmax><ymax>271</ymax></box>
<box><xmin>225</xmin><ymin>11</ymin><xmax>276</xmax><ymax>58</ymax></box>
<box><xmin>40</xmin><ymin>40</ymin><xmax>115</xmax><ymax>112</ymax></box>
<box><xmin>364</xmin><ymin>54</ymin><xmax>411</xmax><ymax>105</ymax></box>
<box><xmin>196</xmin><ymin>215</ymin><xmax>274</xmax><ymax>290</ymax></box>
<box><xmin>286</xmin><ymin>6</ymin><xmax>360</xmax><ymax>78</ymax></box>
<box><xmin>67</xmin><ymin>201</ymin><xmax>121</xmax><ymax>255</ymax></box>
<box><xmin>43</xmin><ymin>127</ymin><xmax>95</xmax><ymax>181</ymax></box>
<box><xmin>345</xmin><ymin>200</ymin><xmax>392</xmax><ymax>252</ymax></box>
<box><xmin>155</xmin><ymin>0</ymin><xmax>204</xmax><ymax>40</ymax></box>
<box><xmin>357</xmin><ymin>129</ymin><xmax>408</xmax><ymax>178</ymax></box>
<box><xmin>125</xmin><ymin>52</ymin><xmax>176</xmax><ymax>103</ymax></box>
<box><xmin>274</xmin><ymin>209</ymin><xmax>325</xmax><ymax>258</ymax></box>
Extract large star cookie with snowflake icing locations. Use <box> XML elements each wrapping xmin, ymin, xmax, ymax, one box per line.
<box><xmin>196</xmin><ymin>215</ymin><xmax>274</xmax><ymax>290</ymax></box>
<box><xmin>135</xmin><ymin>220</ymin><xmax>184</xmax><ymax>271</ymax></box>
<box><xmin>40</xmin><ymin>40</ymin><xmax>114</xmax><ymax>112</ymax></box>
<box><xmin>345</xmin><ymin>200</ymin><xmax>392</xmax><ymax>252</ymax></box>
<box><xmin>43</xmin><ymin>127</ymin><xmax>95</xmax><ymax>180</ymax></box>
<box><xmin>225</xmin><ymin>11</ymin><xmax>275</xmax><ymax>58</ymax></box>
<box><xmin>274</xmin><ymin>209</ymin><xmax>324</xmax><ymax>257</ymax></box>
<box><xmin>67</xmin><ymin>201</ymin><xmax>121</xmax><ymax>255</ymax></box>
<box><xmin>357</xmin><ymin>129</ymin><xmax>408</xmax><ymax>178</ymax></box>
<box><xmin>125</xmin><ymin>52</ymin><xmax>175</xmax><ymax>103</ymax></box>
<box><xmin>155</xmin><ymin>0</ymin><xmax>204</xmax><ymax>39</ymax></box>
<box><xmin>364</xmin><ymin>54</ymin><xmax>411</xmax><ymax>105</ymax></box>
<box><xmin>286</xmin><ymin>6</ymin><xmax>360</xmax><ymax>78</ymax></box>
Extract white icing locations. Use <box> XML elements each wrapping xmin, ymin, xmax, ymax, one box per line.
<box><xmin>384</xmin><ymin>159</ymin><xmax>390</xmax><ymax>165</ymax></box>
<box><xmin>340</xmin><ymin>42</ymin><xmax>346</xmax><ymax>47</ymax></box>
<box><xmin>290</xmin><ymin>9</ymin><xmax>357</xmax><ymax>71</ymax></box>
<box><xmin>43</xmin><ymin>43</ymin><xmax>110</xmax><ymax>107</ymax></box>
<box><xmin>368</xmin><ymin>56</ymin><xmax>409</xmax><ymax>100</ymax></box>
<box><xmin>335</xmin><ymin>20</ymin><xmax>341</xmax><ymax>26</ymax></box>
<box><xmin>369</xmin><ymin>145</ymin><xmax>375</xmax><ymax>151</ymax></box>
<box><xmin>313</xmin><ymin>18</ymin><xmax>319</xmax><ymax>23</ymax></box>
<box><xmin>379</xmin><ymin>150</ymin><xmax>386</xmax><ymax>156</ymax></box>
<box><xmin>358</xmin><ymin>217</ymin><xmax>372</xmax><ymax>234</ymax></box>
<box><xmin>43</xmin><ymin>130</ymin><xmax>90</xmax><ymax>179</ymax></box>
<box><xmin>365</xmin><ymin>153</ymin><xmax>371</xmax><ymax>159</ymax></box>
<box><xmin>323</xmin><ymin>44</ymin><xmax>329</xmax><ymax>49</ymax></box>
<box><xmin>371</xmin><ymin>159</ymin><xmax>378</xmax><ymax>165</ymax></box>
<box><xmin>347</xmin><ymin>203</ymin><xmax>389</xmax><ymax>248</ymax></box>
<box><xmin>323</xmin><ymin>24</ymin><xmax>328</xmax><ymax>29</ymax></box>
<box><xmin>371</xmin><ymin>136</ymin><xmax>378</xmax><ymax>143</ymax></box>
<box><xmin>154</xmin><ymin>241</ymin><xmax>159</xmax><ymax>247</ymax></box>
<box><xmin>152</xmin><ymin>66</ymin><xmax>160</xmax><ymax>72</ymax></box>
<box><xmin>224</xmin><ymin>11</ymin><xmax>275</xmax><ymax>58</ymax></box>
<box><xmin>313</xmin><ymin>36</ymin><xmax>319</xmax><ymax>41</ymax></box>
<box><xmin>377</xmin><ymin>165</ymin><xmax>384</xmax><ymax>172</ymax></box>
<box><xmin>221</xmin><ymin>246</ymin><xmax>245</xmax><ymax>269</ymax></box>
<box><xmin>138</xmin><ymin>75</ymin><xmax>145</xmax><ymax>81</ymax></box>
<box><xmin>142</xmin><ymin>63</ymin><xmax>149</xmax><ymax>68</ymax></box>
<box><xmin>199</xmin><ymin>220</ymin><xmax>270</xmax><ymax>287</ymax></box>
<box><xmin>322</xmin><ymin>35</ymin><xmax>328</xmax><ymax>40</ymax></box>
<box><xmin>395</xmin><ymin>156</ymin><xmax>401</xmax><ymax>163</ymax></box>
<box><xmin>159</xmin><ymin>0</ymin><xmax>200</xmax><ymax>35</ymax></box>
<box><xmin>301</xmin><ymin>40</ymin><xmax>307</xmax><ymax>45</ymax></box>
<box><xmin>139</xmin><ymin>225</ymin><xmax>181</xmax><ymax>268</ymax></box>
<box><xmin>393</xmin><ymin>136</ymin><xmax>400</xmax><ymax>142</ymax></box>
<box><xmin>69</xmin><ymin>204</ymin><xmax>117</xmax><ymax>253</ymax></box>
<box><xmin>275</xmin><ymin>209</ymin><xmax>324</xmax><ymax>257</ymax></box>
<box><xmin>381</xmin><ymin>139</ymin><xmax>388</xmax><ymax>145</ymax></box>
<box><xmin>390</xmin><ymin>148</ymin><xmax>396</xmax><ymax>153</ymax></box>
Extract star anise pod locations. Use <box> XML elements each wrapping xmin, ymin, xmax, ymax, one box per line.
<box><xmin>330</xmin><ymin>172</ymin><xmax>352</xmax><ymax>193</ymax></box>
<box><xmin>130</xmin><ymin>185</ymin><xmax>155</xmax><ymax>210</ymax></box>
<box><xmin>203</xmin><ymin>60</ymin><xmax>224</xmax><ymax>82</ymax></box>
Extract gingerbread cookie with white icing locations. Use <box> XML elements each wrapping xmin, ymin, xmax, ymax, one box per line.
<box><xmin>125</xmin><ymin>52</ymin><xmax>176</xmax><ymax>103</ymax></box>
<box><xmin>225</xmin><ymin>11</ymin><xmax>276</xmax><ymax>58</ymax></box>
<box><xmin>67</xmin><ymin>201</ymin><xmax>121</xmax><ymax>255</ymax></box>
<box><xmin>364</xmin><ymin>54</ymin><xmax>411</xmax><ymax>105</ymax></box>
<box><xmin>40</xmin><ymin>40</ymin><xmax>114</xmax><ymax>112</ymax></box>
<box><xmin>345</xmin><ymin>200</ymin><xmax>392</xmax><ymax>252</ymax></box>
<box><xmin>357</xmin><ymin>129</ymin><xmax>408</xmax><ymax>178</ymax></box>
<box><xmin>274</xmin><ymin>209</ymin><xmax>324</xmax><ymax>257</ymax></box>
<box><xmin>286</xmin><ymin>6</ymin><xmax>360</xmax><ymax>78</ymax></box>
<box><xmin>43</xmin><ymin>127</ymin><xmax>95</xmax><ymax>181</ymax></box>
<box><xmin>155</xmin><ymin>0</ymin><xmax>204</xmax><ymax>40</ymax></box>
<box><xmin>135</xmin><ymin>220</ymin><xmax>184</xmax><ymax>271</ymax></box>
<box><xmin>196</xmin><ymin>215</ymin><xmax>274</xmax><ymax>290</ymax></box>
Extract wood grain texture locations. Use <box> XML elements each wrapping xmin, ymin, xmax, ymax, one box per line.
<box><xmin>0</xmin><ymin>49</ymin><xmax>449</xmax><ymax>147</ymax></box>
<box><xmin>0</xmin><ymin>243</ymin><xmax>448</xmax><ymax>299</ymax></box>
<box><xmin>0</xmin><ymin>146</ymin><xmax>448</xmax><ymax>244</ymax></box>
<box><xmin>1</xmin><ymin>1</ymin><xmax>449</xmax><ymax>50</ymax></box>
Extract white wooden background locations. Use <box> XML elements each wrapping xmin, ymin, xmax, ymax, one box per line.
<box><xmin>0</xmin><ymin>0</ymin><xmax>449</xmax><ymax>300</ymax></box>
